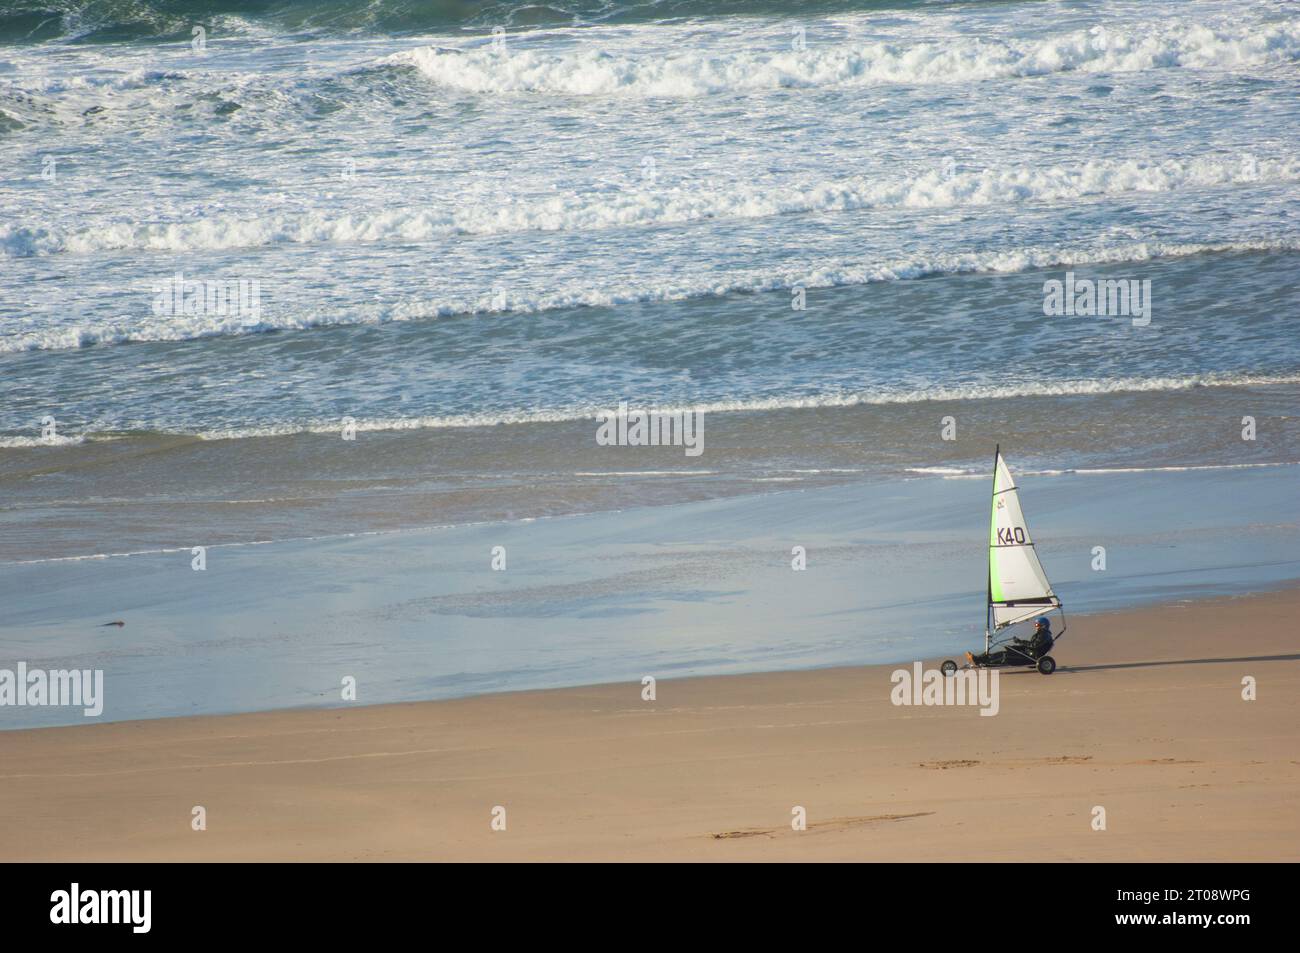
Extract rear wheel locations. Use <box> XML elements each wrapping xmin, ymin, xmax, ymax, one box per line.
<box><xmin>940</xmin><ymin>659</ymin><xmax>958</xmax><ymax>677</ymax></box>
<box><xmin>1036</xmin><ymin>655</ymin><xmax>1056</xmax><ymax>675</ymax></box>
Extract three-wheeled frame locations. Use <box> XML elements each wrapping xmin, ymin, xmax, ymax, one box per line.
<box><xmin>940</xmin><ymin>605</ymin><xmax>1068</xmax><ymax>677</ymax></box>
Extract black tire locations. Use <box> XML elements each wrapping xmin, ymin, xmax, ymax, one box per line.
<box><xmin>940</xmin><ymin>659</ymin><xmax>958</xmax><ymax>677</ymax></box>
<box><xmin>1036</xmin><ymin>655</ymin><xmax>1056</xmax><ymax>675</ymax></box>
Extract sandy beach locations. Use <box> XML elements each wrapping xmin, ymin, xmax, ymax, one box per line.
<box><xmin>4</xmin><ymin>0</ymin><xmax>1298</xmax><ymax>883</ymax></box>
<box><xmin>3</xmin><ymin>586</ymin><xmax>1296</xmax><ymax>862</ymax></box>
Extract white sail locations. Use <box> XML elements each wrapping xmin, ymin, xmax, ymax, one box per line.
<box><xmin>988</xmin><ymin>449</ymin><xmax>1058</xmax><ymax>630</ymax></box>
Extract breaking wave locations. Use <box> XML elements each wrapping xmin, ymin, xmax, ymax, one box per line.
<box><xmin>5</xmin><ymin>371</ymin><xmax>1299</xmax><ymax>444</ymax></box>
<box><xmin>5</xmin><ymin>156</ymin><xmax>1295</xmax><ymax>259</ymax></box>
<box><xmin>0</xmin><ymin>0</ymin><xmax>943</xmax><ymax>45</ymax></box>
<box><xmin>394</xmin><ymin>18</ymin><xmax>1300</xmax><ymax>97</ymax></box>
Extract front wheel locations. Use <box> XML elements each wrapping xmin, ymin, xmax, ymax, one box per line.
<box><xmin>940</xmin><ymin>659</ymin><xmax>958</xmax><ymax>677</ymax></box>
<box><xmin>1036</xmin><ymin>655</ymin><xmax>1056</xmax><ymax>675</ymax></box>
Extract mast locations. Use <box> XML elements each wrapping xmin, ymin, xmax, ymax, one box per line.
<box><xmin>986</xmin><ymin>443</ymin><xmax>998</xmax><ymax>654</ymax></box>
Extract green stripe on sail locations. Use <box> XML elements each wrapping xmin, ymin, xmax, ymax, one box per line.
<box><xmin>989</xmin><ymin>546</ymin><xmax>1004</xmax><ymax>603</ymax></box>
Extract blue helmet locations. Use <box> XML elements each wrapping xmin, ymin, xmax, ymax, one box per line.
<box><xmin>1035</xmin><ymin>616</ymin><xmax>1051</xmax><ymax>629</ymax></box>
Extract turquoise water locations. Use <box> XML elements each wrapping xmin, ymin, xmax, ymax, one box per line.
<box><xmin>3</xmin><ymin>0</ymin><xmax>1298</xmax><ymax>440</ymax></box>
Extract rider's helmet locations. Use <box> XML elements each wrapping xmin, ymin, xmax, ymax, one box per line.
<box><xmin>1034</xmin><ymin>616</ymin><xmax>1051</xmax><ymax>630</ymax></box>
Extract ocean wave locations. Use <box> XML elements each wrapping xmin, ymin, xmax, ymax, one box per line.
<box><xmin>0</xmin><ymin>2</ymin><xmax>257</xmax><ymax>44</ymax></box>
<box><xmin>5</xmin><ymin>157</ymin><xmax>1296</xmax><ymax>260</ymax></box>
<box><xmin>157</xmin><ymin>370</ymin><xmax>1300</xmax><ymax>434</ymax></box>
<box><xmin>0</xmin><ymin>0</ymin><xmax>935</xmax><ymax>45</ymax></box>
<box><xmin>573</xmin><ymin>470</ymin><xmax>718</xmax><ymax>476</ymax></box>
<box><xmin>393</xmin><ymin>18</ymin><xmax>1300</xmax><ymax>97</ymax></box>
<box><xmin>0</xmin><ymin>432</ymin><xmax>88</xmax><ymax>447</ymax></box>
<box><xmin>0</xmin><ymin>67</ymin><xmax>188</xmax><ymax>93</ymax></box>
<box><xmin>905</xmin><ymin>466</ymin><xmax>969</xmax><ymax>476</ymax></box>
<box><xmin>5</xmin><ymin>372</ymin><xmax>1298</xmax><ymax>445</ymax></box>
<box><xmin>2</xmin><ymin>238</ymin><xmax>1296</xmax><ymax>353</ymax></box>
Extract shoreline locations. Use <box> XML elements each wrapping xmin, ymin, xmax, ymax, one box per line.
<box><xmin>3</xmin><ymin>376</ymin><xmax>1297</xmax><ymax>565</ymax></box>
<box><xmin>3</xmin><ymin>456</ymin><xmax>1297</xmax><ymax>569</ymax></box>
<box><xmin>2</xmin><ymin>586</ymin><xmax>1297</xmax><ymax>861</ymax></box>
<box><xmin>3</xmin><ymin>462</ymin><xmax>1299</xmax><ymax>728</ymax></box>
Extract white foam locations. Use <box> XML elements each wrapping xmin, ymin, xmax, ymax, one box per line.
<box><xmin>906</xmin><ymin>461</ymin><xmax>1300</xmax><ymax>481</ymax></box>
<box><xmin>8</xmin><ymin>69</ymin><xmax>190</xmax><ymax>94</ymax></box>
<box><xmin>1032</xmin><ymin>462</ymin><xmax>1300</xmax><ymax>476</ymax></box>
<box><xmin>906</xmin><ymin>466</ymin><xmax>972</xmax><ymax>476</ymax></box>
<box><xmin>392</xmin><ymin>18</ymin><xmax>1300</xmax><ymax>97</ymax></box>
<box><xmin>904</xmin><ymin>460</ymin><xmax>1300</xmax><ymax>483</ymax></box>
<box><xmin>0</xmin><ymin>434</ymin><xmax>87</xmax><ymax>448</ymax></box>
<box><xmin>781</xmin><ymin>468</ymin><xmax>865</xmax><ymax>474</ymax></box>
<box><xmin>573</xmin><ymin>470</ymin><xmax>718</xmax><ymax>477</ymax></box>
<box><xmin>4</xmin><ymin>156</ymin><xmax>1296</xmax><ymax>262</ymax></box>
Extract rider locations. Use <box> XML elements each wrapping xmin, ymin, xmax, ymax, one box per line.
<box><xmin>967</xmin><ymin>616</ymin><xmax>1053</xmax><ymax>666</ymax></box>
